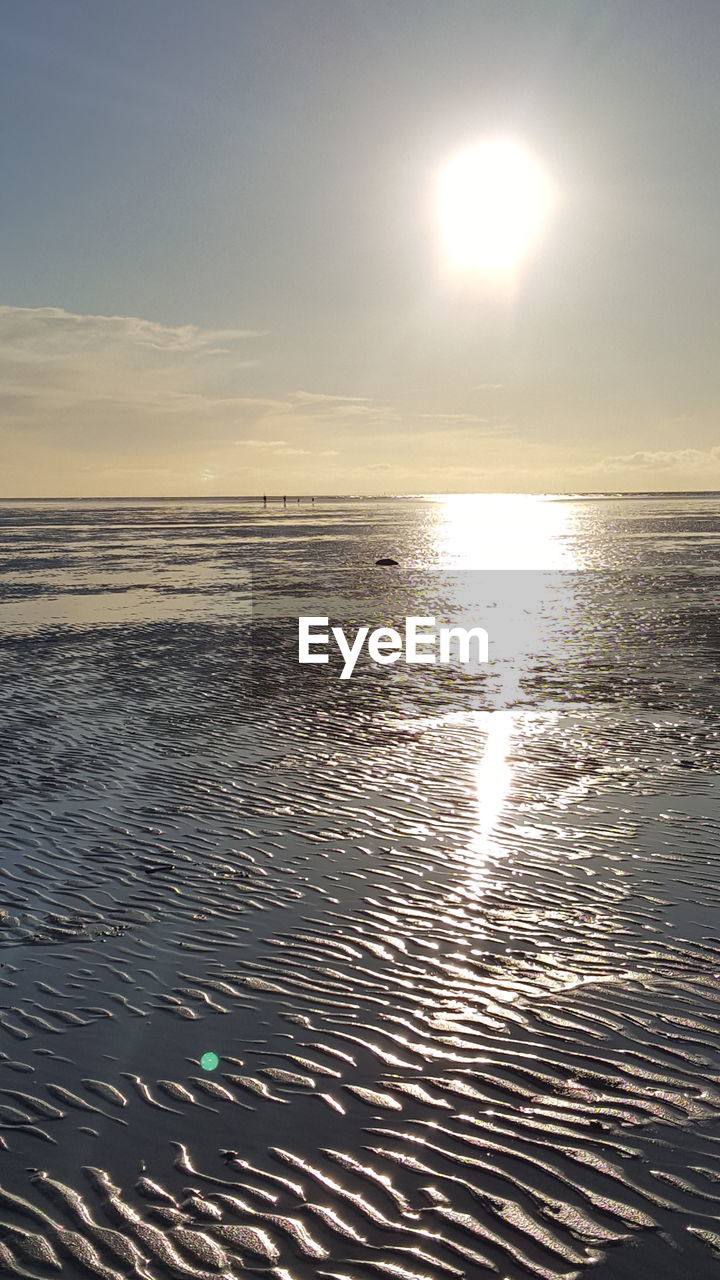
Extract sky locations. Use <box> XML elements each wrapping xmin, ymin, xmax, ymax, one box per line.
<box><xmin>2</xmin><ymin>0</ymin><xmax>720</xmax><ymax>496</ymax></box>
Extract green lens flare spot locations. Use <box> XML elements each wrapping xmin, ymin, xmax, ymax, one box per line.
<box><xmin>200</xmin><ymin>1051</ymin><xmax>219</xmax><ymax>1072</ymax></box>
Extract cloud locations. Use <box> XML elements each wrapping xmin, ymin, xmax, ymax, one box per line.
<box><xmin>0</xmin><ymin>305</ymin><xmax>263</xmax><ymax>357</ymax></box>
<box><xmin>237</xmin><ymin>439</ymin><xmax>291</xmax><ymax>449</ymax></box>
<box><xmin>290</xmin><ymin>390</ymin><xmax>372</xmax><ymax>405</ymax></box>
<box><xmin>0</xmin><ymin>303</ymin><xmax>267</xmax><ymax>443</ymax></box>
<box><xmin>418</xmin><ymin>413</ymin><xmax>509</xmax><ymax>431</ymax></box>
<box><xmin>5</xmin><ymin>302</ymin><xmax>717</xmax><ymax>498</ymax></box>
<box><xmin>419</xmin><ymin>413</ymin><xmax>490</xmax><ymax>421</ymax></box>
<box><xmin>231</xmin><ymin>400</ymin><xmax>291</xmax><ymax>418</ymax></box>
<box><xmin>593</xmin><ymin>447</ymin><xmax>720</xmax><ymax>472</ymax></box>
<box><xmin>234</xmin><ymin>439</ymin><xmax>339</xmax><ymax>458</ymax></box>
<box><xmin>284</xmin><ymin>390</ymin><xmax>388</xmax><ymax>422</ymax></box>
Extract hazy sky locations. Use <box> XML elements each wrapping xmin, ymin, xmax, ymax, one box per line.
<box><xmin>3</xmin><ymin>0</ymin><xmax>720</xmax><ymax>495</ymax></box>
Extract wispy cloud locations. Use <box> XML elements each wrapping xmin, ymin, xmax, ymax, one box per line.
<box><xmin>0</xmin><ymin>304</ymin><xmax>266</xmax><ymax>442</ymax></box>
<box><xmin>290</xmin><ymin>390</ymin><xmax>372</xmax><ymax>405</ymax></box>
<box><xmin>594</xmin><ymin>447</ymin><xmax>720</xmax><ymax>472</ymax></box>
<box><xmin>237</xmin><ymin>439</ymin><xmax>292</xmax><ymax>449</ymax></box>
<box><xmin>0</xmin><ymin>305</ymin><xmax>263</xmax><ymax>352</ymax></box>
<box><xmin>235</xmin><ymin>439</ymin><xmax>339</xmax><ymax>458</ymax></box>
<box><xmin>4</xmin><ymin>303</ymin><xmax>717</xmax><ymax>497</ymax></box>
<box><xmin>418</xmin><ymin>412</ymin><xmax>509</xmax><ymax>431</ymax></box>
<box><xmin>285</xmin><ymin>391</ymin><xmax>384</xmax><ymax>421</ymax></box>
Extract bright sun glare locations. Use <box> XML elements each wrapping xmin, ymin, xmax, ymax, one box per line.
<box><xmin>438</xmin><ymin>139</ymin><xmax>553</xmax><ymax>276</ymax></box>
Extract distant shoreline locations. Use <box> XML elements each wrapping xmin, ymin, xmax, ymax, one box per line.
<box><xmin>1</xmin><ymin>490</ymin><xmax>719</xmax><ymax>504</ymax></box>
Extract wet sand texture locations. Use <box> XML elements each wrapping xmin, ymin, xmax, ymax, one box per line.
<box><xmin>0</xmin><ymin>496</ymin><xmax>718</xmax><ymax>1278</ymax></box>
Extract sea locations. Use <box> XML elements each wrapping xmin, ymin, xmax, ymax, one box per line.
<box><xmin>0</xmin><ymin>493</ymin><xmax>718</xmax><ymax>1280</ymax></box>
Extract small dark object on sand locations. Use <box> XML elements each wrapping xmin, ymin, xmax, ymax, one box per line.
<box><xmin>220</xmin><ymin>1149</ymin><xmax>238</xmax><ymax>1163</ymax></box>
<box><xmin>375</xmin><ymin>557</ymin><xmax>399</xmax><ymax>566</ymax></box>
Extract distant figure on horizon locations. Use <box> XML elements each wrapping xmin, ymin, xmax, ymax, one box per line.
<box><xmin>283</xmin><ymin>495</ymin><xmax>287</xmax><ymax>507</ymax></box>
<box><xmin>262</xmin><ymin>494</ymin><xmax>267</xmax><ymax>507</ymax></box>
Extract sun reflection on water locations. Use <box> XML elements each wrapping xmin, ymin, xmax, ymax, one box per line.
<box><xmin>428</xmin><ymin>493</ymin><xmax>580</xmax><ymax>570</ymax></box>
<box><xmin>471</xmin><ymin>708</ymin><xmax>515</xmax><ymax>857</ymax></box>
<box><xmin>414</xmin><ymin>495</ymin><xmax>587</xmax><ymax>903</ymax></box>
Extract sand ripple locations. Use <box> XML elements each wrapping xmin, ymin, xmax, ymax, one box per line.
<box><xmin>0</xmin><ymin>499</ymin><xmax>719</xmax><ymax>1277</ymax></box>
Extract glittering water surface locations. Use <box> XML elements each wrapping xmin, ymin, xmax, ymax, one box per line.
<box><xmin>0</xmin><ymin>494</ymin><xmax>718</xmax><ymax>1280</ymax></box>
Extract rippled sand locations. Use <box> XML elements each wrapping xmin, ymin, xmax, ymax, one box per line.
<box><xmin>0</xmin><ymin>495</ymin><xmax>718</xmax><ymax>1279</ymax></box>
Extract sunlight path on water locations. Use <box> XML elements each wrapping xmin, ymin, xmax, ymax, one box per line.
<box><xmin>427</xmin><ymin>494</ymin><xmax>582</xmax><ymax>570</ymax></box>
<box><xmin>0</xmin><ymin>497</ymin><xmax>718</xmax><ymax>1280</ymax></box>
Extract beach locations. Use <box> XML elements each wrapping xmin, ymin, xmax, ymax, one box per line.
<box><xmin>0</xmin><ymin>493</ymin><xmax>718</xmax><ymax>1279</ymax></box>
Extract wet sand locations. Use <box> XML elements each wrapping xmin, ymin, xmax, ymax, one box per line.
<box><xmin>0</xmin><ymin>495</ymin><xmax>718</xmax><ymax>1279</ymax></box>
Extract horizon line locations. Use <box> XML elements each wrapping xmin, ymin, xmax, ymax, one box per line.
<box><xmin>0</xmin><ymin>489</ymin><xmax>719</xmax><ymax>503</ymax></box>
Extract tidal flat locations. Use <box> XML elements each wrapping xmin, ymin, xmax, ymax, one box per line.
<box><xmin>0</xmin><ymin>493</ymin><xmax>718</xmax><ymax>1280</ymax></box>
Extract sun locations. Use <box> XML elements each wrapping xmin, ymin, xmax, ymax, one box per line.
<box><xmin>437</xmin><ymin>138</ymin><xmax>553</xmax><ymax>277</ymax></box>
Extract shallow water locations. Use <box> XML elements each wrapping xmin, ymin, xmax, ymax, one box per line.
<box><xmin>0</xmin><ymin>493</ymin><xmax>718</xmax><ymax>1279</ymax></box>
